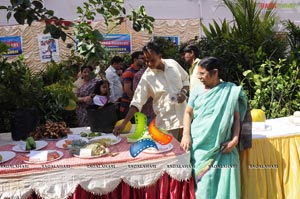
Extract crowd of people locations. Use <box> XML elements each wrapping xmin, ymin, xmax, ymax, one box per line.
<box><xmin>72</xmin><ymin>41</ymin><xmax>249</xmax><ymax>199</ymax></box>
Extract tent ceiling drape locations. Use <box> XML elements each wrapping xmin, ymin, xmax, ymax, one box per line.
<box><xmin>1</xmin><ymin>0</ymin><xmax>299</xmax><ymax>26</ymax></box>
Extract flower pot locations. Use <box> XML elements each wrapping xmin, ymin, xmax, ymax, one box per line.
<box><xmin>11</xmin><ymin>108</ymin><xmax>39</xmax><ymax>141</ymax></box>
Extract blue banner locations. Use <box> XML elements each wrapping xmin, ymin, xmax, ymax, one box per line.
<box><xmin>0</xmin><ymin>36</ymin><xmax>22</xmax><ymax>56</ymax></box>
<box><xmin>101</xmin><ymin>34</ymin><xmax>131</xmax><ymax>53</ymax></box>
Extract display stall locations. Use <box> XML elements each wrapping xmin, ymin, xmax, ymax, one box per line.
<box><xmin>0</xmin><ymin>129</ymin><xmax>195</xmax><ymax>199</ymax></box>
<box><xmin>2</xmin><ymin>116</ymin><xmax>300</xmax><ymax>198</ymax></box>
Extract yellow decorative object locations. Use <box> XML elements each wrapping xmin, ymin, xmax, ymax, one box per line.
<box><xmin>250</xmin><ymin>109</ymin><xmax>266</xmax><ymax>122</ymax></box>
<box><xmin>293</xmin><ymin>111</ymin><xmax>300</xmax><ymax>117</ymax></box>
<box><xmin>64</xmin><ymin>99</ymin><xmax>77</xmax><ymax>111</ymax></box>
<box><xmin>115</xmin><ymin>119</ymin><xmax>132</xmax><ymax>133</ymax></box>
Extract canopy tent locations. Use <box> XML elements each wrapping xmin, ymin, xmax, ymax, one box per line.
<box><xmin>0</xmin><ymin>0</ymin><xmax>299</xmax><ymax>27</ymax></box>
<box><xmin>0</xmin><ymin>0</ymin><xmax>299</xmax><ymax>71</ymax></box>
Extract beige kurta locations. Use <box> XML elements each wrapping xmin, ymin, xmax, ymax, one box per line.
<box><xmin>130</xmin><ymin>59</ymin><xmax>189</xmax><ymax>130</ymax></box>
<box><xmin>189</xmin><ymin>58</ymin><xmax>204</xmax><ymax>92</ymax></box>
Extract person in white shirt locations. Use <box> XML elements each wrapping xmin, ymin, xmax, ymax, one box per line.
<box><xmin>105</xmin><ymin>56</ymin><xmax>124</xmax><ymax>103</ymax></box>
<box><xmin>113</xmin><ymin>42</ymin><xmax>189</xmax><ymax>141</ymax></box>
<box><xmin>182</xmin><ymin>44</ymin><xmax>204</xmax><ymax>92</ymax></box>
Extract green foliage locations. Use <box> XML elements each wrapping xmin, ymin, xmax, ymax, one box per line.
<box><xmin>1</xmin><ymin>0</ymin><xmax>54</xmax><ymax>25</ymax></box>
<box><xmin>38</xmin><ymin>61</ymin><xmax>77</xmax><ymax>125</ymax></box>
<box><xmin>0</xmin><ymin>0</ymin><xmax>154</xmax><ymax>65</ymax></box>
<box><xmin>74</xmin><ymin>1</ymin><xmax>154</xmax><ymax>65</ymax></box>
<box><xmin>198</xmin><ymin>0</ymin><xmax>287</xmax><ymax>98</ymax></box>
<box><xmin>243</xmin><ymin>59</ymin><xmax>300</xmax><ymax>119</ymax></box>
<box><xmin>192</xmin><ymin>0</ymin><xmax>300</xmax><ymax>119</ymax></box>
<box><xmin>0</xmin><ymin>57</ymin><xmax>44</xmax><ymax>132</ymax></box>
<box><xmin>0</xmin><ymin>59</ymin><xmax>78</xmax><ymax>132</ymax></box>
<box><xmin>202</xmin><ymin>19</ymin><xmax>231</xmax><ymax>40</ymax></box>
<box><xmin>0</xmin><ymin>42</ymin><xmax>9</xmax><ymax>57</ymax></box>
<box><xmin>41</xmin><ymin>61</ymin><xmax>77</xmax><ymax>86</ymax></box>
<box><xmin>126</xmin><ymin>5</ymin><xmax>155</xmax><ymax>33</ymax></box>
<box><xmin>284</xmin><ymin>20</ymin><xmax>300</xmax><ymax>50</ymax></box>
<box><xmin>120</xmin><ymin>52</ymin><xmax>132</xmax><ymax>69</ymax></box>
<box><xmin>41</xmin><ymin>81</ymin><xmax>76</xmax><ymax>123</ymax></box>
<box><xmin>0</xmin><ymin>58</ymin><xmax>44</xmax><ymax>110</ymax></box>
<box><xmin>284</xmin><ymin>20</ymin><xmax>300</xmax><ymax>63</ymax></box>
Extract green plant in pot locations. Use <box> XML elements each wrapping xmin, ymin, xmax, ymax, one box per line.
<box><xmin>38</xmin><ymin>61</ymin><xmax>78</xmax><ymax>127</ymax></box>
<box><xmin>0</xmin><ymin>56</ymin><xmax>43</xmax><ymax>140</ymax></box>
<box><xmin>41</xmin><ymin>81</ymin><xmax>77</xmax><ymax>124</ymax></box>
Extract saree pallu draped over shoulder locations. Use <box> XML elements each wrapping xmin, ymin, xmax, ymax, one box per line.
<box><xmin>190</xmin><ymin>82</ymin><xmax>247</xmax><ymax>199</ymax></box>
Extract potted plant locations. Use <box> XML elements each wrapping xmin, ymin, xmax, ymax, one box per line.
<box><xmin>38</xmin><ymin>61</ymin><xmax>78</xmax><ymax>127</ymax></box>
<box><xmin>0</xmin><ymin>56</ymin><xmax>43</xmax><ymax>140</ymax></box>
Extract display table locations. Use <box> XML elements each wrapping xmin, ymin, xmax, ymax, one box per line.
<box><xmin>240</xmin><ymin>117</ymin><xmax>300</xmax><ymax>199</ymax></box>
<box><xmin>0</xmin><ymin>130</ymin><xmax>195</xmax><ymax>199</ymax></box>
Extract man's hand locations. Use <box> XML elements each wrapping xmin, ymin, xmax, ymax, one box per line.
<box><xmin>113</xmin><ymin>121</ymin><xmax>126</xmax><ymax>136</ymax></box>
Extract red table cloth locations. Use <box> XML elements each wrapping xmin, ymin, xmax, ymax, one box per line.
<box><xmin>0</xmin><ymin>136</ymin><xmax>195</xmax><ymax>199</ymax></box>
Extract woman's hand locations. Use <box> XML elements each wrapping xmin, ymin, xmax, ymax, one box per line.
<box><xmin>82</xmin><ymin>96</ymin><xmax>92</xmax><ymax>103</ymax></box>
<box><xmin>180</xmin><ymin>134</ymin><xmax>192</xmax><ymax>152</ymax></box>
<box><xmin>221</xmin><ymin>138</ymin><xmax>238</xmax><ymax>153</ymax></box>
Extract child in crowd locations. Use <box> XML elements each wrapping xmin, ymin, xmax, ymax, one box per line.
<box><xmin>92</xmin><ymin>80</ymin><xmax>110</xmax><ymax>107</ymax></box>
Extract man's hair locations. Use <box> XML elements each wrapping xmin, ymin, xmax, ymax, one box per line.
<box><xmin>142</xmin><ymin>41</ymin><xmax>161</xmax><ymax>55</ymax></box>
<box><xmin>110</xmin><ymin>56</ymin><xmax>124</xmax><ymax>65</ymax></box>
<box><xmin>131</xmin><ymin>51</ymin><xmax>143</xmax><ymax>63</ymax></box>
<box><xmin>183</xmin><ymin>44</ymin><xmax>200</xmax><ymax>58</ymax></box>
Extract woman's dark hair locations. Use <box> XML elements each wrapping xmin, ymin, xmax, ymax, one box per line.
<box><xmin>80</xmin><ymin>65</ymin><xmax>93</xmax><ymax>72</ymax></box>
<box><xmin>198</xmin><ymin>57</ymin><xmax>220</xmax><ymax>70</ymax></box>
<box><xmin>183</xmin><ymin>44</ymin><xmax>200</xmax><ymax>58</ymax></box>
<box><xmin>142</xmin><ymin>41</ymin><xmax>161</xmax><ymax>55</ymax></box>
<box><xmin>198</xmin><ymin>57</ymin><xmax>223</xmax><ymax>78</ymax></box>
<box><xmin>94</xmin><ymin>80</ymin><xmax>108</xmax><ymax>95</ymax></box>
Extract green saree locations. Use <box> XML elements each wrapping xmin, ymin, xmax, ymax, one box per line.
<box><xmin>188</xmin><ymin>82</ymin><xmax>247</xmax><ymax>199</ymax></box>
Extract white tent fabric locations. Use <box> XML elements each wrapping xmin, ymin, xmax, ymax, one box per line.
<box><xmin>0</xmin><ymin>0</ymin><xmax>299</xmax><ymax>26</ymax></box>
<box><xmin>0</xmin><ymin>0</ymin><xmax>299</xmax><ymax>71</ymax></box>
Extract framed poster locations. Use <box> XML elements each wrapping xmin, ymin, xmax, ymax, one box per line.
<box><xmin>0</xmin><ymin>36</ymin><xmax>22</xmax><ymax>56</ymax></box>
<box><xmin>38</xmin><ymin>34</ymin><xmax>59</xmax><ymax>62</ymax></box>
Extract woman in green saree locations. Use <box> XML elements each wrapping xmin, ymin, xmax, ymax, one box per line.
<box><xmin>180</xmin><ymin>57</ymin><xmax>247</xmax><ymax>199</ymax></box>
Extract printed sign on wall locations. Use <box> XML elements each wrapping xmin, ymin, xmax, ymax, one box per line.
<box><xmin>0</xmin><ymin>36</ymin><xmax>23</xmax><ymax>56</ymax></box>
<box><xmin>101</xmin><ymin>34</ymin><xmax>131</xmax><ymax>53</ymax></box>
<box><xmin>38</xmin><ymin>34</ymin><xmax>59</xmax><ymax>62</ymax></box>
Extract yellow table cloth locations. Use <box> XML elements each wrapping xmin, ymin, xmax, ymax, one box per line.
<box><xmin>240</xmin><ymin>117</ymin><xmax>300</xmax><ymax>199</ymax></box>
